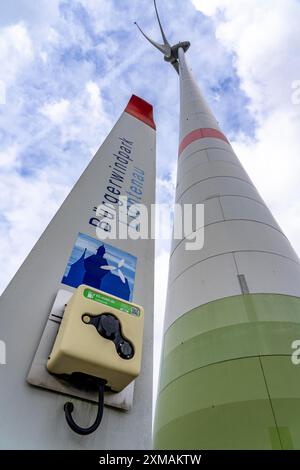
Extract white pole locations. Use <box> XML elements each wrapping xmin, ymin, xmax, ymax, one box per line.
<box><xmin>0</xmin><ymin>95</ymin><xmax>156</xmax><ymax>450</ymax></box>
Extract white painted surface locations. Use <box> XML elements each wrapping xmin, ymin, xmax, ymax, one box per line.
<box><xmin>179</xmin><ymin>138</ymin><xmax>233</xmax><ymax>163</ymax></box>
<box><xmin>171</xmin><ymin>194</ymin><xmax>284</xmax><ymax>255</ymax></box>
<box><xmin>178</xmin><ymin>147</ymin><xmax>243</xmax><ymax>180</ymax></box>
<box><xmin>235</xmin><ymin>251</ymin><xmax>300</xmax><ymax>297</ymax></box>
<box><xmin>177</xmin><ymin>149</ymin><xmax>209</xmax><ymax>177</ymax></box>
<box><xmin>170</xmin><ymin>220</ymin><xmax>298</xmax><ymax>283</ymax></box>
<box><xmin>178</xmin><ymin>177</ymin><xmax>263</xmax><ymax>205</ymax></box>
<box><xmin>164</xmin><ymin>253</ymin><xmax>241</xmax><ymax>330</ymax></box>
<box><xmin>220</xmin><ymin>196</ymin><xmax>282</xmax><ymax>232</ymax></box>
<box><xmin>171</xmin><ymin>197</ymin><xmax>223</xmax><ymax>254</ymax></box>
<box><xmin>205</xmin><ymin>147</ymin><xmax>242</xmax><ymax>165</ymax></box>
<box><xmin>177</xmin><ymin>160</ymin><xmax>252</xmax><ymax>199</ymax></box>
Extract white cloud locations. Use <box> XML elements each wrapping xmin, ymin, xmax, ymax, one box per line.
<box><xmin>85</xmin><ymin>81</ymin><xmax>103</xmax><ymax>119</ymax></box>
<box><xmin>0</xmin><ymin>159</ymin><xmax>69</xmax><ymax>292</ymax></box>
<box><xmin>40</xmin><ymin>98</ymin><xmax>70</xmax><ymax>124</ymax></box>
<box><xmin>0</xmin><ymin>145</ymin><xmax>19</xmax><ymax>169</ymax></box>
<box><xmin>0</xmin><ymin>22</ymin><xmax>34</xmax><ymax>89</ymax></box>
<box><xmin>0</xmin><ymin>0</ymin><xmax>60</xmax><ymax>29</ymax></box>
<box><xmin>0</xmin><ymin>3</ymin><xmax>114</xmax><ymax>292</ymax></box>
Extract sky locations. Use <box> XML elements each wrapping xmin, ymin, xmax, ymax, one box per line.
<box><xmin>0</xmin><ymin>0</ymin><xmax>300</xmax><ymax>403</ymax></box>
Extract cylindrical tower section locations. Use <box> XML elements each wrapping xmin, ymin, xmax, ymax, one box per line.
<box><xmin>154</xmin><ymin>48</ymin><xmax>300</xmax><ymax>449</ymax></box>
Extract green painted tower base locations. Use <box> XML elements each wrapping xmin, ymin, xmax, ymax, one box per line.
<box><xmin>154</xmin><ymin>294</ymin><xmax>300</xmax><ymax>449</ymax></box>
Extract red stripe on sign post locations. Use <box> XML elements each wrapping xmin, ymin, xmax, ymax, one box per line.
<box><xmin>125</xmin><ymin>95</ymin><xmax>156</xmax><ymax>130</ymax></box>
<box><xmin>179</xmin><ymin>128</ymin><xmax>229</xmax><ymax>156</ymax></box>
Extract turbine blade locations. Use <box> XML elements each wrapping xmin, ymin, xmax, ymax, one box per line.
<box><xmin>134</xmin><ymin>21</ymin><xmax>169</xmax><ymax>55</ymax></box>
<box><xmin>154</xmin><ymin>0</ymin><xmax>171</xmax><ymax>47</ymax></box>
<box><xmin>100</xmin><ymin>265</ymin><xmax>114</xmax><ymax>271</ymax></box>
<box><xmin>118</xmin><ymin>270</ymin><xmax>126</xmax><ymax>284</ymax></box>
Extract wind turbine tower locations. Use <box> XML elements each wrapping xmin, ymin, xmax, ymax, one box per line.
<box><xmin>137</xmin><ymin>0</ymin><xmax>300</xmax><ymax>450</ymax></box>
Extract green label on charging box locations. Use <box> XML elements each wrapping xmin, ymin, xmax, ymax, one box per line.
<box><xmin>83</xmin><ymin>288</ymin><xmax>141</xmax><ymax>317</ymax></box>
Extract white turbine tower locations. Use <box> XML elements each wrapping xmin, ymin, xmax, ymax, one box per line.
<box><xmin>137</xmin><ymin>0</ymin><xmax>300</xmax><ymax>450</ymax></box>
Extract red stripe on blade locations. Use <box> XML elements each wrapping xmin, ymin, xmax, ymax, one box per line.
<box><xmin>125</xmin><ymin>95</ymin><xmax>156</xmax><ymax>130</ymax></box>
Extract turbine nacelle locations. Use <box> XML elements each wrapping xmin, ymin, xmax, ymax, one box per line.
<box><xmin>135</xmin><ymin>0</ymin><xmax>190</xmax><ymax>74</ymax></box>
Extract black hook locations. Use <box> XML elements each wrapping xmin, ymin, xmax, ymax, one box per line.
<box><xmin>64</xmin><ymin>379</ymin><xmax>106</xmax><ymax>435</ymax></box>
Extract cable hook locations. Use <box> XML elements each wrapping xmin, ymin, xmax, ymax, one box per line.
<box><xmin>64</xmin><ymin>379</ymin><xmax>106</xmax><ymax>435</ymax></box>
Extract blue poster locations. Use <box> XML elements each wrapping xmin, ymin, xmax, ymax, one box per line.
<box><xmin>62</xmin><ymin>233</ymin><xmax>137</xmax><ymax>302</ymax></box>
